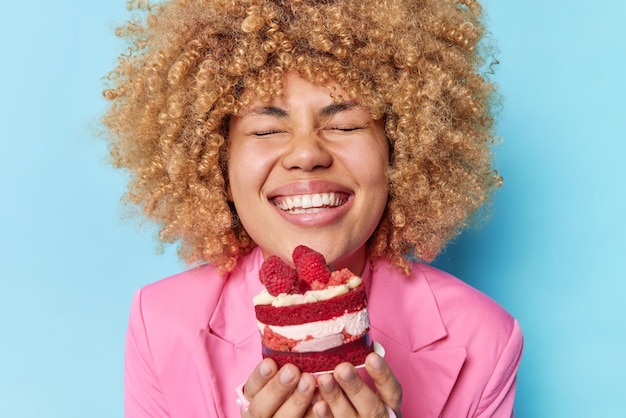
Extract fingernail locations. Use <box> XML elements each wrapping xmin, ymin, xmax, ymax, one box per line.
<box><xmin>337</xmin><ymin>365</ymin><xmax>354</xmax><ymax>382</ymax></box>
<box><xmin>259</xmin><ymin>361</ymin><xmax>272</xmax><ymax>378</ymax></box>
<box><xmin>280</xmin><ymin>367</ymin><xmax>296</xmax><ymax>385</ymax></box>
<box><xmin>298</xmin><ymin>378</ymin><xmax>310</xmax><ymax>393</ymax></box>
<box><xmin>369</xmin><ymin>354</ymin><xmax>384</xmax><ymax>371</ymax></box>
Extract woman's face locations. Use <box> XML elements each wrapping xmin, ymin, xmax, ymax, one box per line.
<box><xmin>227</xmin><ymin>72</ymin><xmax>389</xmax><ymax>275</ymax></box>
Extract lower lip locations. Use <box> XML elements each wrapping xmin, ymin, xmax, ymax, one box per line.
<box><xmin>273</xmin><ymin>198</ymin><xmax>353</xmax><ymax>227</ymax></box>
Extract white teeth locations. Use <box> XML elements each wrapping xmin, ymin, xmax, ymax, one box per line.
<box><xmin>274</xmin><ymin>192</ymin><xmax>344</xmax><ymax>212</ymax></box>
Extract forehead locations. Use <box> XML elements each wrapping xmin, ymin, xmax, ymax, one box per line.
<box><xmin>237</xmin><ymin>71</ymin><xmax>359</xmax><ymax>113</ymax></box>
<box><xmin>238</xmin><ymin>75</ymin><xmax>376</xmax><ymax>127</ymax></box>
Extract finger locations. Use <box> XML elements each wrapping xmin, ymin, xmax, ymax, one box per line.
<box><xmin>365</xmin><ymin>352</ymin><xmax>403</xmax><ymax>413</ymax></box>
<box><xmin>242</xmin><ymin>358</ymin><xmax>278</xmax><ymax>401</ymax></box>
<box><xmin>333</xmin><ymin>362</ymin><xmax>388</xmax><ymax>417</ymax></box>
<box><xmin>312</xmin><ymin>400</ymin><xmax>332</xmax><ymax>418</ymax></box>
<box><xmin>302</xmin><ymin>401</ymin><xmax>320</xmax><ymax>418</ymax></box>
<box><xmin>273</xmin><ymin>373</ymin><xmax>317</xmax><ymax>418</ymax></box>
<box><xmin>315</xmin><ymin>370</ymin><xmax>357</xmax><ymax>417</ymax></box>
<box><xmin>247</xmin><ymin>363</ymin><xmax>301</xmax><ymax>417</ymax></box>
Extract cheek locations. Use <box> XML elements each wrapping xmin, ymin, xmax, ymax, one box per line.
<box><xmin>227</xmin><ymin>143</ymin><xmax>275</xmax><ymax>199</ymax></box>
<box><xmin>353</xmin><ymin>146</ymin><xmax>389</xmax><ymax>187</ymax></box>
<box><xmin>227</xmin><ymin>145</ymin><xmax>252</xmax><ymax>200</ymax></box>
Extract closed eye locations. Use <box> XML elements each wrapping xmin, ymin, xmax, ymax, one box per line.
<box><xmin>253</xmin><ymin>130</ymin><xmax>284</xmax><ymax>136</ymax></box>
<box><xmin>327</xmin><ymin>125</ymin><xmax>365</xmax><ymax>132</ymax></box>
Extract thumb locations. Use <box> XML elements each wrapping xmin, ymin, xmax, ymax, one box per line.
<box><xmin>365</xmin><ymin>352</ymin><xmax>402</xmax><ymax>415</ymax></box>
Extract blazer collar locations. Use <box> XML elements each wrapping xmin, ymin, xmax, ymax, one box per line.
<box><xmin>367</xmin><ymin>258</ymin><xmax>448</xmax><ymax>351</ymax></box>
<box><xmin>204</xmin><ymin>247</ymin><xmax>265</xmax><ymax>345</ymax></box>
<box><xmin>201</xmin><ymin>253</ymin><xmax>452</xmax><ymax>350</ymax></box>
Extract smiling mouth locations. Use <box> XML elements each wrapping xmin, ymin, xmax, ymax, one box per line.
<box><xmin>272</xmin><ymin>192</ymin><xmax>349</xmax><ymax>214</ymax></box>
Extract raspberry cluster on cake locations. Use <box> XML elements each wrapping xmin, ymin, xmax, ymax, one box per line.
<box><xmin>253</xmin><ymin>246</ymin><xmax>373</xmax><ymax>373</ymax></box>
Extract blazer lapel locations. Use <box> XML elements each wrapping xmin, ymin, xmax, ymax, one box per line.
<box><xmin>367</xmin><ymin>260</ymin><xmax>467</xmax><ymax>417</ymax></box>
<box><xmin>195</xmin><ymin>248</ymin><xmax>265</xmax><ymax>416</ymax></box>
<box><xmin>197</xmin><ymin>326</ymin><xmax>261</xmax><ymax>417</ymax></box>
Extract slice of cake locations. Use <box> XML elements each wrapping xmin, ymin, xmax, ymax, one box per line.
<box><xmin>253</xmin><ymin>246</ymin><xmax>373</xmax><ymax>373</ymax></box>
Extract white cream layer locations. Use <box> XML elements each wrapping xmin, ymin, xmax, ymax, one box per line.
<box><xmin>294</xmin><ymin>334</ymin><xmax>344</xmax><ymax>352</ymax></box>
<box><xmin>253</xmin><ymin>276</ymin><xmax>362</xmax><ymax>307</ymax></box>
<box><xmin>259</xmin><ymin>308</ymin><xmax>370</xmax><ymax>353</ymax></box>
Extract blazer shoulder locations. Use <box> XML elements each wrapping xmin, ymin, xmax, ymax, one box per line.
<box><xmin>132</xmin><ymin>264</ymin><xmax>227</xmax><ymax>333</ymax></box>
<box><xmin>141</xmin><ymin>263</ymin><xmax>223</xmax><ymax>299</ymax></box>
<box><xmin>412</xmin><ymin>263</ymin><xmax>521</xmax><ymax>347</ymax></box>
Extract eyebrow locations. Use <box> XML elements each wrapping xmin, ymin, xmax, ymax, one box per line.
<box><xmin>319</xmin><ymin>101</ymin><xmax>358</xmax><ymax>118</ymax></box>
<box><xmin>244</xmin><ymin>101</ymin><xmax>359</xmax><ymax>119</ymax></box>
<box><xmin>246</xmin><ymin>106</ymin><xmax>288</xmax><ymax>118</ymax></box>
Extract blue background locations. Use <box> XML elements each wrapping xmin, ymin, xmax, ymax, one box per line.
<box><xmin>1</xmin><ymin>1</ymin><xmax>624</xmax><ymax>416</ymax></box>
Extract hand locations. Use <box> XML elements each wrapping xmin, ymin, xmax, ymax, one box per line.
<box><xmin>240</xmin><ymin>358</ymin><xmax>317</xmax><ymax>417</ymax></box>
<box><xmin>312</xmin><ymin>352</ymin><xmax>402</xmax><ymax>418</ymax></box>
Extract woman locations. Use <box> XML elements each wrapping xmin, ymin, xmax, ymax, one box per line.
<box><xmin>103</xmin><ymin>0</ymin><xmax>523</xmax><ymax>416</ymax></box>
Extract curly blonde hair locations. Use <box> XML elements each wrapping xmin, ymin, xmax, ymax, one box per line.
<box><xmin>103</xmin><ymin>0</ymin><xmax>501</xmax><ymax>274</ymax></box>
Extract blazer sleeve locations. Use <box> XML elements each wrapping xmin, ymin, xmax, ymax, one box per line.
<box><xmin>474</xmin><ymin>319</ymin><xmax>524</xmax><ymax>418</ymax></box>
<box><xmin>124</xmin><ymin>289</ymin><xmax>171</xmax><ymax>417</ymax></box>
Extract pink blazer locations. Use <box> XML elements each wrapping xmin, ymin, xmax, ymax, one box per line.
<box><xmin>124</xmin><ymin>247</ymin><xmax>523</xmax><ymax>417</ymax></box>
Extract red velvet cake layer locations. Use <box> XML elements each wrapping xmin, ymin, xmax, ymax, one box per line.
<box><xmin>255</xmin><ymin>284</ymin><xmax>367</xmax><ymax>326</ymax></box>
<box><xmin>263</xmin><ymin>333</ymin><xmax>374</xmax><ymax>372</ymax></box>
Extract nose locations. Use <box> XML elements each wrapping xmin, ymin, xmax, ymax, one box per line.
<box><xmin>281</xmin><ymin>131</ymin><xmax>333</xmax><ymax>171</ymax></box>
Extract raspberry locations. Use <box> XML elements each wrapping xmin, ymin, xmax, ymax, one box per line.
<box><xmin>292</xmin><ymin>245</ymin><xmax>314</xmax><ymax>265</ymax></box>
<box><xmin>328</xmin><ymin>268</ymin><xmax>353</xmax><ymax>286</ymax></box>
<box><xmin>294</xmin><ymin>279</ymin><xmax>311</xmax><ymax>294</ymax></box>
<box><xmin>260</xmin><ymin>256</ymin><xmax>298</xmax><ymax>296</ymax></box>
<box><xmin>296</xmin><ymin>251</ymin><xmax>331</xmax><ymax>286</ymax></box>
